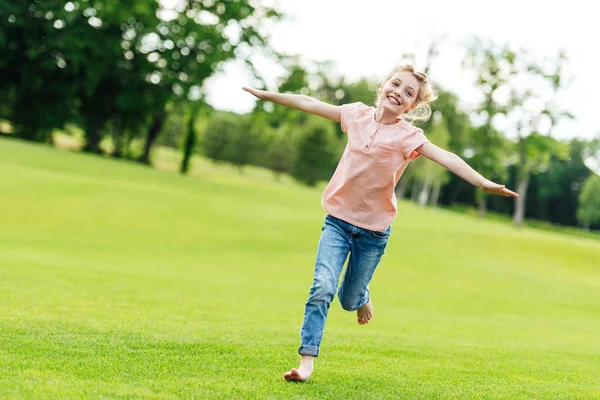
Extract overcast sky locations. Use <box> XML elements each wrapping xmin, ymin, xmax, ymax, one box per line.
<box><xmin>201</xmin><ymin>0</ymin><xmax>599</xmax><ymax>141</ymax></box>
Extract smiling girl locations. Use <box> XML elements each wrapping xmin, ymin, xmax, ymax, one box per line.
<box><xmin>243</xmin><ymin>64</ymin><xmax>518</xmax><ymax>382</ymax></box>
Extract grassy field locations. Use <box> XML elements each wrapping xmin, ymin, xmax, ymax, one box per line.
<box><xmin>1</xmin><ymin>137</ymin><xmax>599</xmax><ymax>399</ymax></box>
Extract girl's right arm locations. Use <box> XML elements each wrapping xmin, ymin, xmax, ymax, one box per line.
<box><xmin>243</xmin><ymin>87</ymin><xmax>341</xmax><ymax>123</ymax></box>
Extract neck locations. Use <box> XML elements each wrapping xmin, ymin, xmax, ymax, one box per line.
<box><xmin>374</xmin><ymin>105</ymin><xmax>400</xmax><ymax>125</ymax></box>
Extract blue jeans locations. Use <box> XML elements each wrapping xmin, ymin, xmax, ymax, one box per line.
<box><xmin>298</xmin><ymin>214</ymin><xmax>391</xmax><ymax>356</ymax></box>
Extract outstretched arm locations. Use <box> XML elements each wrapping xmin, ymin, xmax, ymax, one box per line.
<box><xmin>416</xmin><ymin>142</ymin><xmax>519</xmax><ymax>198</ymax></box>
<box><xmin>242</xmin><ymin>87</ymin><xmax>341</xmax><ymax>123</ymax></box>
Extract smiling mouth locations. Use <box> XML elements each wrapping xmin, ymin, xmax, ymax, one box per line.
<box><xmin>387</xmin><ymin>96</ymin><xmax>401</xmax><ymax>106</ymax></box>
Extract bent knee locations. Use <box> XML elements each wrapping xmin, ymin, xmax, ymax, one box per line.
<box><xmin>338</xmin><ymin>294</ymin><xmax>361</xmax><ymax>311</ymax></box>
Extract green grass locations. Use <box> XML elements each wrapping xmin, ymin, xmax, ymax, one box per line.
<box><xmin>1</xmin><ymin>137</ymin><xmax>599</xmax><ymax>399</ymax></box>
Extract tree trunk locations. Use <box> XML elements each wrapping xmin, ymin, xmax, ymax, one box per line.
<box><xmin>513</xmin><ymin>134</ymin><xmax>529</xmax><ymax>227</ymax></box>
<box><xmin>513</xmin><ymin>172</ymin><xmax>530</xmax><ymax>227</ymax></box>
<box><xmin>112</xmin><ymin>118</ymin><xmax>125</xmax><ymax>158</ymax></box>
<box><xmin>478</xmin><ymin>196</ymin><xmax>487</xmax><ymax>217</ymax></box>
<box><xmin>180</xmin><ymin>110</ymin><xmax>197</xmax><ymax>175</ymax></box>
<box><xmin>83</xmin><ymin>118</ymin><xmax>103</xmax><ymax>154</ymax></box>
<box><xmin>430</xmin><ymin>182</ymin><xmax>441</xmax><ymax>207</ymax></box>
<box><xmin>418</xmin><ymin>177</ymin><xmax>432</xmax><ymax>206</ymax></box>
<box><xmin>139</xmin><ymin>111</ymin><xmax>166</xmax><ymax>165</ymax></box>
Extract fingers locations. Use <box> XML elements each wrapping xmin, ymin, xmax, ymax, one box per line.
<box><xmin>483</xmin><ymin>186</ymin><xmax>519</xmax><ymax>198</ymax></box>
<box><xmin>484</xmin><ymin>182</ymin><xmax>519</xmax><ymax>198</ymax></box>
<box><xmin>242</xmin><ymin>86</ymin><xmax>263</xmax><ymax>99</ymax></box>
<box><xmin>501</xmin><ymin>188</ymin><xmax>519</xmax><ymax>197</ymax></box>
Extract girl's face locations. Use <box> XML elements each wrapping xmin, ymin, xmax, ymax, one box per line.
<box><xmin>378</xmin><ymin>71</ymin><xmax>420</xmax><ymax>115</ymax></box>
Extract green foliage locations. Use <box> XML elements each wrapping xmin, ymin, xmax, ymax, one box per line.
<box><xmin>264</xmin><ymin>125</ymin><xmax>297</xmax><ymax>180</ymax></box>
<box><xmin>469</xmin><ymin>124</ymin><xmax>508</xmax><ymax>180</ymax></box>
<box><xmin>258</xmin><ymin>61</ymin><xmax>311</xmax><ymax>128</ymax></box>
<box><xmin>336</xmin><ymin>78</ymin><xmax>378</xmax><ymax>106</ymax></box>
<box><xmin>414</xmin><ymin>118</ymin><xmax>451</xmax><ymax>183</ymax></box>
<box><xmin>278</xmin><ymin>64</ymin><xmax>309</xmax><ymax>94</ymax></box>
<box><xmin>522</xmin><ymin>133</ymin><xmax>569</xmax><ymax>173</ymax></box>
<box><xmin>202</xmin><ymin>112</ymin><xmax>255</xmax><ymax>171</ymax></box>
<box><xmin>462</xmin><ymin>39</ymin><xmax>514</xmax><ymax>211</ymax></box>
<box><xmin>0</xmin><ymin>0</ymin><xmax>91</xmax><ymax>140</ymax></box>
<box><xmin>159</xmin><ymin>108</ymin><xmax>187</xmax><ymax>149</ymax></box>
<box><xmin>409</xmin><ymin>118</ymin><xmax>452</xmax><ymax>205</ymax></box>
<box><xmin>292</xmin><ymin>117</ymin><xmax>337</xmax><ymax>186</ymax></box>
<box><xmin>427</xmin><ymin>87</ymin><xmax>472</xmax><ymax>155</ymax></box>
<box><xmin>577</xmin><ymin>174</ymin><xmax>600</xmax><ymax>229</ymax></box>
<box><xmin>0</xmin><ymin>0</ymin><xmax>282</xmax><ymax>156</ymax></box>
<box><xmin>225</xmin><ymin>116</ymin><xmax>257</xmax><ymax>172</ymax></box>
<box><xmin>203</xmin><ymin>113</ymin><xmax>238</xmax><ymax>163</ymax></box>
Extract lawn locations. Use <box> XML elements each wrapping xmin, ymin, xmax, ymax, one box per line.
<box><xmin>1</xmin><ymin>137</ymin><xmax>599</xmax><ymax>399</ymax></box>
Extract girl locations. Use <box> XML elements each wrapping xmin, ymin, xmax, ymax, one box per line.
<box><xmin>243</xmin><ymin>64</ymin><xmax>518</xmax><ymax>382</ymax></box>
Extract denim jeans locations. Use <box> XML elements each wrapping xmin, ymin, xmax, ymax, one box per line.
<box><xmin>298</xmin><ymin>214</ymin><xmax>391</xmax><ymax>356</ymax></box>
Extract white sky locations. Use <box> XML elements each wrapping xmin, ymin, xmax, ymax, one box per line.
<box><xmin>204</xmin><ymin>0</ymin><xmax>600</xmax><ymax>141</ymax></box>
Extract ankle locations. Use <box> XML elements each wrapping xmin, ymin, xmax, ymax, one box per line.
<box><xmin>300</xmin><ymin>355</ymin><xmax>315</xmax><ymax>369</ymax></box>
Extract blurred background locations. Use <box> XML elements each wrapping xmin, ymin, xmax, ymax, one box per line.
<box><xmin>1</xmin><ymin>0</ymin><xmax>599</xmax><ymax>232</ymax></box>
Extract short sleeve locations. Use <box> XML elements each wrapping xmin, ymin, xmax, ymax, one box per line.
<box><xmin>340</xmin><ymin>102</ymin><xmax>365</xmax><ymax>133</ymax></box>
<box><xmin>402</xmin><ymin>128</ymin><xmax>429</xmax><ymax>160</ymax></box>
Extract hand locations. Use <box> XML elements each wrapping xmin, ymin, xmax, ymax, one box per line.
<box><xmin>242</xmin><ymin>86</ymin><xmax>267</xmax><ymax>100</ymax></box>
<box><xmin>480</xmin><ymin>180</ymin><xmax>519</xmax><ymax>197</ymax></box>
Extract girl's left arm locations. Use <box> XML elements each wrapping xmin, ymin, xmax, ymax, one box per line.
<box><xmin>416</xmin><ymin>142</ymin><xmax>519</xmax><ymax>198</ymax></box>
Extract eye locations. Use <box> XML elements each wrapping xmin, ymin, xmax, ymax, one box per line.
<box><xmin>406</xmin><ymin>91</ymin><xmax>413</xmax><ymax>98</ymax></box>
<box><xmin>392</xmin><ymin>81</ymin><xmax>399</xmax><ymax>87</ymax></box>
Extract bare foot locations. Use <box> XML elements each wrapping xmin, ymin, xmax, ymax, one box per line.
<box><xmin>357</xmin><ymin>299</ymin><xmax>373</xmax><ymax>325</ymax></box>
<box><xmin>284</xmin><ymin>355</ymin><xmax>314</xmax><ymax>382</ymax></box>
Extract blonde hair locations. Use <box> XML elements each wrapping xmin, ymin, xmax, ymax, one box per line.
<box><xmin>377</xmin><ymin>64</ymin><xmax>437</xmax><ymax>123</ymax></box>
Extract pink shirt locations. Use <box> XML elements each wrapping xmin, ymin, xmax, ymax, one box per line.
<box><xmin>321</xmin><ymin>102</ymin><xmax>429</xmax><ymax>232</ymax></box>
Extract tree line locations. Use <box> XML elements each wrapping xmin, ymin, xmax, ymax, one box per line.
<box><xmin>1</xmin><ymin>1</ymin><xmax>599</xmax><ymax>231</ymax></box>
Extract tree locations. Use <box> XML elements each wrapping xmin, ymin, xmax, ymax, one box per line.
<box><xmin>504</xmin><ymin>50</ymin><xmax>572</xmax><ymax>226</ymax></box>
<box><xmin>264</xmin><ymin>125</ymin><xmax>297</xmax><ymax>181</ymax></box>
<box><xmin>462</xmin><ymin>38</ymin><xmax>515</xmax><ymax>216</ymax></box>
<box><xmin>577</xmin><ymin>174</ymin><xmax>600</xmax><ymax>230</ymax></box>
<box><xmin>511</xmin><ymin>129</ymin><xmax>569</xmax><ymax>226</ymax></box>
<box><xmin>203</xmin><ymin>113</ymin><xmax>237</xmax><ymax>163</ymax></box>
<box><xmin>225</xmin><ymin>115</ymin><xmax>256</xmax><ymax>172</ymax></box>
<box><xmin>1</xmin><ymin>0</ymin><xmax>282</xmax><ymax>163</ymax></box>
<box><xmin>529</xmin><ymin>139</ymin><xmax>592</xmax><ymax>226</ymax></box>
<box><xmin>420</xmin><ymin>118</ymin><xmax>451</xmax><ymax>206</ymax></box>
<box><xmin>135</xmin><ymin>0</ymin><xmax>282</xmax><ymax>164</ymax></box>
<box><xmin>292</xmin><ymin>117</ymin><xmax>337</xmax><ymax>187</ymax></box>
<box><xmin>412</xmin><ymin>87</ymin><xmax>472</xmax><ymax>205</ymax></box>
<box><xmin>0</xmin><ymin>0</ymin><xmax>91</xmax><ymax>141</ymax></box>
<box><xmin>180</xmin><ymin>104</ymin><xmax>198</xmax><ymax>174</ymax></box>
<box><xmin>399</xmin><ymin>39</ymin><xmax>472</xmax><ymax>206</ymax></box>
